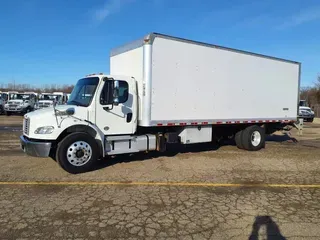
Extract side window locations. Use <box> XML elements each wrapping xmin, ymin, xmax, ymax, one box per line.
<box><xmin>100</xmin><ymin>80</ymin><xmax>129</xmax><ymax>105</ymax></box>
<box><xmin>118</xmin><ymin>81</ymin><xmax>129</xmax><ymax>103</ymax></box>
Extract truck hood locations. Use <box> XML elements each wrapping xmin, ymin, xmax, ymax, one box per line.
<box><xmin>27</xmin><ymin>104</ymin><xmax>88</xmax><ymax>120</ymax></box>
<box><xmin>24</xmin><ymin>105</ymin><xmax>90</xmax><ymax>140</ymax></box>
<box><xmin>299</xmin><ymin>106</ymin><xmax>311</xmax><ymax>111</ymax></box>
<box><xmin>38</xmin><ymin>100</ymin><xmax>53</xmax><ymax>104</ymax></box>
<box><xmin>8</xmin><ymin>99</ymin><xmax>24</xmax><ymax>104</ymax></box>
<box><xmin>299</xmin><ymin>106</ymin><xmax>314</xmax><ymax>115</ymax></box>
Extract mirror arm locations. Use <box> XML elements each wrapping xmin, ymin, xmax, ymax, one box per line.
<box><xmin>104</xmin><ymin>104</ymin><xmax>114</xmax><ymax>111</ymax></box>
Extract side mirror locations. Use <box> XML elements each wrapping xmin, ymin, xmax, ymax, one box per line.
<box><xmin>66</xmin><ymin>107</ymin><xmax>75</xmax><ymax>115</ymax></box>
<box><xmin>113</xmin><ymin>80</ymin><xmax>120</xmax><ymax>106</ymax></box>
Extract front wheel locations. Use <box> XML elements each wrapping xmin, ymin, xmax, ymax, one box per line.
<box><xmin>23</xmin><ymin>107</ymin><xmax>31</xmax><ymax>115</ymax></box>
<box><xmin>56</xmin><ymin>132</ymin><xmax>99</xmax><ymax>174</ymax></box>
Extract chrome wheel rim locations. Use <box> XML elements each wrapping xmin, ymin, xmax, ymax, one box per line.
<box><xmin>66</xmin><ymin>141</ymin><xmax>92</xmax><ymax>166</ymax></box>
<box><xmin>251</xmin><ymin>131</ymin><xmax>261</xmax><ymax>147</ymax></box>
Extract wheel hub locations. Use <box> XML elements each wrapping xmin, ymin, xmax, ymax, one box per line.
<box><xmin>75</xmin><ymin>149</ymin><xmax>85</xmax><ymax>158</ymax></box>
<box><xmin>251</xmin><ymin>131</ymin><xmax>261</xmax><ymax>147</ymax></box>
<box><xmin>66</xmin><ymin>141</ymin><xmax>92</xmax><ymax>166</ymax></box>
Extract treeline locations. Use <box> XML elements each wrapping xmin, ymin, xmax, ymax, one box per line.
<box><xmin>0</xmin><ymin>83</ymin><xmax>74</xmax><ymax>93</ymax></box>
<box><xmin>300</xmin><ymin>75</ymin><xmax>320</xmax><ymax>106</ymax></box>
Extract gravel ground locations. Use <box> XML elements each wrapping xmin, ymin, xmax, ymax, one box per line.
<box><xmin>0</xmin><ymin>116</ymin><xmax>319</xmax><ymax>239</ymax></box>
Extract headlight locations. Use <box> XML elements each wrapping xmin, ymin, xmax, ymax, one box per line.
<box><xmin>34</xmin><ymin>126</ymin><xmax>54</xmax><ymax>134</ymax></box>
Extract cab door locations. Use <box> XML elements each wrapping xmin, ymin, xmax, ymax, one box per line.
<box><xmin>95</xmin><ymin>77</ymin><xmax>137</xmax><ymax>135</ymax></box>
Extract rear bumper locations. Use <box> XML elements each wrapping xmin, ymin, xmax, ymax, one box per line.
<box><xmin>20</xmin><ymin>135</ymin><xmax>52</xmax><ymax>158</ymax></box>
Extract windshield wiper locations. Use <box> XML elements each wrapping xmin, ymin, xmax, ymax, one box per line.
<box><xmin>67</xmin><ymin>100</ymin><xmax>86</xmax><ymax>107</ymax></box>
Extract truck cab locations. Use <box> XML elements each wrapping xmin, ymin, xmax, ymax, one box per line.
<box><xmin>5</xmin><ymin>92</ymin><xmax>36</xmax><ymax>115</ymax></box>
<box><xmin>20</xmin><ymin>74</ymin><xmax>139</xmax><ymax>173</ymax></box>
<box><xmin>299</xmin><ymin>100</ymin><xmax>314</xmax><ymax>122</ymax></box>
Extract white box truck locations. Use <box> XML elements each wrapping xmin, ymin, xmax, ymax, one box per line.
<box><xmin>20</xmin><ymin>33</ymin><xmax>300</xmax><ymax>173</ymax></box>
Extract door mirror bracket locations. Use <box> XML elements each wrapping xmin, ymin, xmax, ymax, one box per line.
<box><xmin>104</xmin><ymin>78</ymin><xmax>120</xmax><ymax>111</ymax></box>
<box><xmin>112</xmin><ymin>80</ymin><xmax>120</xmax><ymax>106</ymax></box>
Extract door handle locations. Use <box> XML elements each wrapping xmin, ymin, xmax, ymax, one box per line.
<box><xmin>126</xmin><ymin>113</ymin><xmax>132</xmax><ymax>123</ymax></box>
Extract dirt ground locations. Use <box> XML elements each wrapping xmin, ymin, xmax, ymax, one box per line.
<box><xmin>0</xmin><ymin>116</ymin><xmax>320</xmax><ymax>239</ymax></box>
<box><xmin>0</xmin><ymin>115</ymin><xmax>23</xmax><ymax>126</ymax></box>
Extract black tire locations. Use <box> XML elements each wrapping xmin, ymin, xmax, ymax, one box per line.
<box><xmin>6</xmin><ymin>111</ymin><xmax>11</xmax><ymax>116</ymax></box>
<box><xmin>56</xmin><ymin>132</ymin><xmax>99</xmax><ymax>174</ymax></box>
<box><xmin>309</xmin><ymin>118</ymin><xmax>314</xmax><ymax>123</ymax></box>
<box><xmin>241</xmin><ymin>125</ymin><xmax>265</xmax><ymax>151</ymax></box>
<box><xmin>23</xmin><ymin>107</ymin><xmax>31</xmax><ymax>115</ymax></box>
<box><xmin>235</xmin><ymin>130</ymin><xmax>244</xmax><ymax>149</ymax></box>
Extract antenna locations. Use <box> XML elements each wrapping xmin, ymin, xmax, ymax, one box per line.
<box><xmin>53</xmin><ymin>100</ymin><xmax>60</xmax><ymax>128</ymax></box>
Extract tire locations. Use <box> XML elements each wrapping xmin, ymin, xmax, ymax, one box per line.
<box><xmin>6</xmin><ymin>111</ymin><xmax>11</xmax><ymax>116</ymax></box>
<box><xmin>241</xmin><ymin>125</ymin><xmax>265</xmax><ymax>151</ymax></box>
<box><xmin>23</xmin><ymin>107</ymin><xmax>31</xmax><ymax>115</ymax></box>
<box><xmin>235</xmin><ymin>130</ymin><xmax>244</xmax><ymax>149</ymax></box>
<box><xmin>309</xmin><ymin>118</ymin><xmax>314</xmax><ymax>123</ymax></box>
<box><xmin>56</xmin><ymin>132</ymin><xmax>99</xmax><ymax>174</ymax></box>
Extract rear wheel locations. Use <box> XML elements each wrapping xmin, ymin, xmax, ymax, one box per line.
<box><xmin>235</xmin><ymin>130</ymin><xmax>244</xmax><ymax>149</ymax></box>
<box><xmin>56</xmin><ymin>132</ymin><xmax>99</xmax><ymax>174</ymax></box>
<box><xmin>242</xmin><ymin>125</ymin><xmax>265</xmax><ymax>151</ymax></box>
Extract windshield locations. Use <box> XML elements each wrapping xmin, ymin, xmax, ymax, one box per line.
<box><xmin>299</xmin><ymin>100</ymin><xmax>308</xmax><ymax>107</ymax></box>
<box><xmin>12</xmin><ymin>94</ymin><xmax>30</xmax><ymax>100</ymax></box>
<box><xmin>0</xmin><ymin>93</ymin><xmax>8</xmax><ymax>100</ymax></box>
<box><xmin>67</xmin><ymin>77</ymin><xmax>99</xmax><ymax>107</ymax></box>
<box><xmin>40</xmin><ymin>94</ymin><xmax>61</xmax><ymax>101</ymax></box>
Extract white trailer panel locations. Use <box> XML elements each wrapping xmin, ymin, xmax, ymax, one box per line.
<box><xmin>110</xmin><ymin>33</ymin><xmax>300</xmax><ymax>127</ymax></box>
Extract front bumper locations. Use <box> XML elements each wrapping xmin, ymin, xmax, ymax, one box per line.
<box><xmin>5</xmin><ymin>107</ymin><xmax>24</xmax><ymax>112</ymax></box>
<box><xmin>37</xmin><ymin>105</ymin><xmax>51</xmax><ymax>109</ymax></box>
<box><xmin>20</xmin><ymin>135</ymin><xmax>52</xmax><ymax>158</ymax></box>
<box><xmin>299</xmin><ymin>114</ymin><xmax>314</xmax><ymax>119</ymax></box>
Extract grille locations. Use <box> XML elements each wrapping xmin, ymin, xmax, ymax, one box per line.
<box><xmin>39</xmin><ymin>103</ymin><xmax>51</xmax><ymax>108</ymax></box>
<box><xmin>23</xmin><ymin>118</ymin><xmax>30</xmax><ymax>135</ymax></box>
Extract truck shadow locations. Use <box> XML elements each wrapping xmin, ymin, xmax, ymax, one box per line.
<box><xmin>94</xmin><ymin>142</ymin><xmax>222</xmax><ymax>170</ymax></box>
<box><xmin>93</xmin><ymin>134</ymin><xmax>297</xmax><ymax>171</ymax></box>
<box><xmin>248</xmin><ymin>215</ymin><xmax>286</xmax><ymax>240</ymax></box>
<box><xmin>265</xmin><ymin>133</ymin><xmax>298</xmax><ymax>143</ymax></box>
